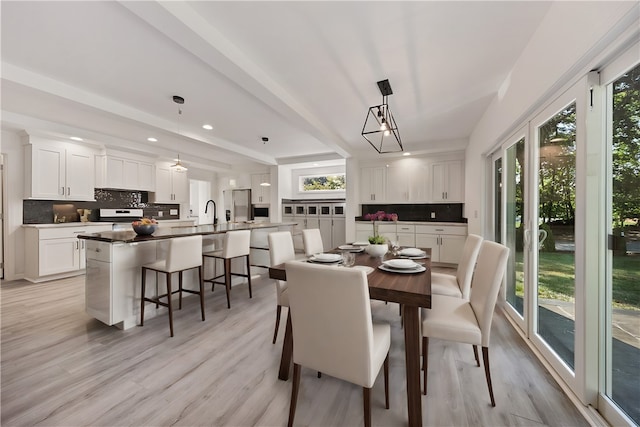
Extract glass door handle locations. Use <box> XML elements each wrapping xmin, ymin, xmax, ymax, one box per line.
<box><xmin>538</xmin><ymin>229</ymin><xmax>548</xmax><ymax>246</ymax></box>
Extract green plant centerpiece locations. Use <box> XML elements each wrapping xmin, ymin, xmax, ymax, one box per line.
<box><xmin>363</xmin><ymin>211</ymin><xmax>398</xmax><ymax>257</ymax></box>
<box><xmin>368</xmin><ymin>235</ymin><xmax>387</xmax><ymax>244</ymax></box>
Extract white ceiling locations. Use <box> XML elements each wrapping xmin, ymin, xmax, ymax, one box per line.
<box><xmin>1</xmin><ymin>1</ymin><xmax>553</xmax><ymax>171</ymax></box>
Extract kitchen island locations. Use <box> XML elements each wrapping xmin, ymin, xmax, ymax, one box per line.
<box><xmin>78</xmin><ymin>222</ymin><xmax>295</xmax><ymax>330</ymax></box>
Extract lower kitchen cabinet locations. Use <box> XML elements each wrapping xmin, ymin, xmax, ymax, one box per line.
<box><xmin>319</xmin><ymin>217</ymin><xmax>346</xmax><ymax>249</ymax></box>
<box><xmin>415</xmin><ymin>224</ymin><xmax>467</xmax><ymax>264</ymax></box>
<box><xmin>24</xmin><ymin>224</ymin><xmax>113</xmax><ymax>282</ymax></box>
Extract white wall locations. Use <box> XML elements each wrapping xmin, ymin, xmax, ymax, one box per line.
<box><xmin>2</xmin><ymin>130</ymin><xmax>26</xmax><ymax>280</ymax></box>
<box><xmin>465</xmin><ymin>1</ymin><xmax>639</xmax><ymax>235</ymax></box>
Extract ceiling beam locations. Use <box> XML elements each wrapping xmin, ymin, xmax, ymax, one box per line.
<box><xmin>120</xmin><ymin>1</ymin><xmax>354</xmax><ymax>159</ymax></box>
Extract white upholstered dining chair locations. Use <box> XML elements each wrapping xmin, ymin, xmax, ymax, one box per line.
<box><xmin>301</xmin><ymin>228</ymin><xmax>324</xmax><ymax>256</ymax></box>
<box><xmin>285</xmin><ymin>261</ymin><xmax>390</xmax><ymax>427</ymax></box>
<box><xmin>431</xmin><ymin>233</ymin><xmax>483</xmax><ymax>299</ymax></box>
<box><xmin>267</xmin><ymin>231</ymin><xmax>296</xmax><ymax>344</ymax></box>
<box><xmin>421</xmin><ymin>240</ymin><xmax>509</xmax><ymax>406</ymax></box>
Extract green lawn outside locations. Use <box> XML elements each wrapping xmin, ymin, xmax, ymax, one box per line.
<box><xmin>514</xmin><ymin>252</ymin><xmax>640</xmax><ymax>310</ymax></box>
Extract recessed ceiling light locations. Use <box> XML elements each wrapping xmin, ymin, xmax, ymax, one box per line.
<box><xmin>313</xmin><ymin>163</ymin><xmax>319</xmax><ymax>166</ymax></box>
<box><xmin>147</xmin><ymin>137</ymin><xmax>158</xmax><ymax>142</ymax></box>
<box><xmin>403</xmin><ymin>152</ymin><xmax>411</xmax><ymax>156</ymax></box>
<box><xmin>70</xmin><ymin>136</ymin><xmax>83</xmax><ymax>141</ymax></box>
<box><xmin>202</xmin><ymin>124</ymin><xmax>213</xmax><ymax>130</ymax></box>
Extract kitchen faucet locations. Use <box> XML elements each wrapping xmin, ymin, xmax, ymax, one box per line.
<box><xmin>204</xmin><ymin>200</ymin><xmax>218</xmax><ymax>225</ymax></box>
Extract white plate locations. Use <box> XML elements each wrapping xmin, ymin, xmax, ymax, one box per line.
<box><xmin>399</xmin><ymin>248</ymin><xmax>426</xmax><ymax>257</ymax></box>
<box><xmin>400</xmin><ymin>254</ymin><xmax>430</xmax><ymax>260</ymax></box>
<box><xmin>338</xmin><ymin>245</ymin><xmax>365</xmax><ymax>252</ymax></box>
<box><xmin>378</xmin><ymin>264</ymin><xmax>426</xmax><ymax>274</ymax></box>
<box><xmin>352</xmin><ymin>241</ymin><xmax>370</xmax><ymax>246</ymax></box>
<box><xmin>383</xmin><ymin>259</ymin><xmax>419</xmax><ymax>269</ymax></box>
<box><xmin>309</xmin><ymin>253</ymin><xmax>342</xmax><ymax>263</ymax></box>
<box><xmin>352</xmin><ymin>265</ymin><xmax>374</xmax><ymax>274</ymax></box>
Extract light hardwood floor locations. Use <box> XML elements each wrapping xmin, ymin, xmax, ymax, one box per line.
<box><xmin>1</xmin><ymin>269</ymin><xmax>588</xmax><ymax>426</ymax></box>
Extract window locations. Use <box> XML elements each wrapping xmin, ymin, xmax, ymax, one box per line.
<box><xmin>298</xmin><ymin>173</ymin><xmax>346</xmax><ymax>192</ymax></box>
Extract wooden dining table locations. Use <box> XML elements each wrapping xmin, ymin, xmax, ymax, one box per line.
<box><xmin>269</xmin><ymin>247</ymin><xmax>432</xmax><ymax>427</ymax></box>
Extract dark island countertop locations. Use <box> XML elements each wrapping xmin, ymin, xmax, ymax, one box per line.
<box><xmin>77</xmin><ymin>222</ymin><xmax>297</xmax><ymax>244</ymax></box>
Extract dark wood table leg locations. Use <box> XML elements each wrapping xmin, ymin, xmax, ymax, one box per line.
<box><xmin>403</xmin><ymin>305</ymin><xmax>422</xmax><ymax>427</ymax></box>
<box><xmin>278</xmin><ymin>312</ymin><xmax>293</xmax><ymax>381</ymax></box>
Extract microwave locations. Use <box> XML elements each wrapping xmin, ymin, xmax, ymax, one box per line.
<box><xmin>252</xmin><ymin>205</ymin><xmax>270</xmax><ymax>221</ymax></box>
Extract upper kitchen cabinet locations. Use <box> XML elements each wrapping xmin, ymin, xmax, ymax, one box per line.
<box><xmin>151</xmin><ymin>164</ymin><xmax>188</xmax><ymax>203</ymax></box>
<box><xmin>24</xmin><ymin>138</ymin><xmax>96</xmax><ymax>201</ymax></box>
<box><xmin>385</xmin><ymin>163</ymin><xmax>428</xmax><ymax>203</ymax></box>
<box><xmin>431</xmin><ymin>160</ymin><xmax>464</xmax><ymax>202</ymax></box>
<box><xmin>95</xmin><ymin>153</ymin><xmax>155</xmax><ymax>191</ymax></box>
<box><xmin>360</xmin><ymin>166</ymin><xmax>386</xmax><ymax>203</ymax></box>
<box><xmin>251</xmin><ymin>173</ymin><xmax>271</xmax><ymax>204</ymax></box>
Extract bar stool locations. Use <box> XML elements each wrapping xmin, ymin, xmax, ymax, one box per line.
<box><xmin>140</xmin><ymin>235</ymin><xmax>205</xmax><ymax>337</ymax></box>
<box><xmin>203</xmin><ymin>229</ymin><xmax>252</xmax><ymax>309</ymax></box>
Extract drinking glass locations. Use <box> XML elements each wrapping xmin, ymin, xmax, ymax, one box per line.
<box><xmin>342</xmin><ymin>252</ymin><xmax>355</xmax><ymax>267</ymax></box>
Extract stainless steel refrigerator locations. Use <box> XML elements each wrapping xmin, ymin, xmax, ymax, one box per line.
<box><xmin>223</xmin><ymin>189</ymin><xmax>252</xmax><ymax>222</ymax></box>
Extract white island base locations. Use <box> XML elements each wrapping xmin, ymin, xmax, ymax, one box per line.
<box><xmin>83</xmin><ymin>224</ymin><xmax>291</xmax><ymax>330</ymax></box>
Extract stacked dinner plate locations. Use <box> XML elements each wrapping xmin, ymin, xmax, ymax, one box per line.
<box><xmin>398</xmin><ymin>248</ymin><xmax>429</xmax><ymax>259</ymax></box>
<box><xmin>308</xmin><ymin>253</ymin><xmax>343</xmax><ymax>264</ymax></box>
<box><xmin>378</xmin><ymin>258</ymin><xmax>426</xmax><ymax>274</ymax></box>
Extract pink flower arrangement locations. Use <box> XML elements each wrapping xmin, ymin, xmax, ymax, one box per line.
<box><xmin>364</xmin><ymin>211</ymin><xmax>398</xmax><ymax>221</ymax></box>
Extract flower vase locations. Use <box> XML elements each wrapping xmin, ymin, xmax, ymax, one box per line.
<box><xmin>366</xmin><ymin>244</ymin><xmax>388</xmax><ymax>258</ymax></box>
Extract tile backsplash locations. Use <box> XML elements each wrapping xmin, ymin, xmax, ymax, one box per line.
<box><xmin>360</xmin><ymin>203</ymin><xmax>465</xmax><ymax>223</ymax></box>
<box><xmin>23</xmin><ymin>189</ymin><xmax>180</xmax><ymax>224</ymax></box>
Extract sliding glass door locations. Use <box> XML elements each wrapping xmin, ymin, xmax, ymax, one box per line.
<box><xmin>534</xmin><ymin>101</ymin><xmax>577</xmax><ymax>371</ymax></box>
<box><xmin>602</xmin><ymin>60</ymin><xmax>640</xmax><ymax>426</ymax></box>
<box><xmin>502</xmin><ymin>133</ymin><xmax>527</xmax><ymax>324</ymax></box>
<box><xmin>493</xmin><ymin>43</ymin><xmax>639</xmax><ymax>425</ymax></box>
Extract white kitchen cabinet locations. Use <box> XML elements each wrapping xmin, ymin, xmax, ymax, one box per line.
<box><xmin>386</xmin><ymin>163</ymin><xmax>428</xmax><ymax>202</ymax></box>
<box><xmin>415</xmin><ymin>224</ymin><xmax>467</xmax><ymax>264</ymax></box>
<box><xmin>360</xmin><ymin>167</ymin><xmax>386</xmax><ymax>203</ymax></box>
<box><xmin>396</xmin><ymin>223</ymin><xmax>416</xmax><ymax>247</ymax></box>
<box><xmin>24</xmin><ymin>224</ymin><xmax>113</xmax><ymax>282</ymax></box>
<box><xmin>355</xmin><ymin>222</ymin><xmax>374</xmax><ymax>242</ymax></box>
<box><xmin>152</xmin><ymin>164</ymin><xmax>188</xmax><ymax>203</ymax></box>
<box><xmin>100</xmin><ymin>156</ymin><xmax>155</xmax><ymax>191</ymax></box>
<box><xmin>331</xmin><ymin>217</ymin><xmax>346</xmax><ymax>247</ymax></box>
<box><xmin>251</xmin><ymin>174</ymin><xmax>271</xmax><ymax>204</ymax></box>
<box><xmin>319</xmin><ymin>217</ymin><xmax>332</xmax><ymax>249</ymax></box>
<box><xmin>24</xmin><ymin>141</ymin><xmax>96</xmax><ymax>201</ymax></box>
<box><xmin>431</xmin><ymin>160</ymin><xmax>464</xmax><ymax>202</ymax></box>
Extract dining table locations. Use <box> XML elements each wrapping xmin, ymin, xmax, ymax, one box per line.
<box><xmin>269</xmin><ymin>247</ymin><xmax>432</xmax><ymax>427</ymax></box>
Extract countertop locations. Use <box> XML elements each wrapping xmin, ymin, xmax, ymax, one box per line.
<box><xmin>77</xmin><ymin>222</ymin><xmax>297</xmax><ymax>243</ymax></box>
<box><xmin>21</xmin><ymin>219</ymin><xmax>196</xmax><ymax>228</ymax></box>
<box><xmin>355</xmin><ymin>220</ymin><xmax>467</xmax><ymax>226</ymax></box>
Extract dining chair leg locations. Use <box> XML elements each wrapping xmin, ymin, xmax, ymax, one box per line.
<box><xmin>224</xmin><ymin>258</ymin><xmax>232</xmax><ymax>309</ymax></box>
<box><xmin>287</xmin><ymin>363</ymin><xmax>301</xmax><ymax>427</ymax></box>
<box><xmin>198</xmin><ymin>266</ymin><xmax>205</xmax><ymax>321</ymax></box>
<box><xmin>166</xmin><ymin>272</ymin><xmax>174</xmax><ymax>337</ymax></box>
<box><xmin>482</xmin><ymin>346</ymin><xmax>496</xmax><ymax>407</ymax></box>
<box><xmin>273</xmin><ymin>305</ymin><xmax>282</xmax><ymax>344</ymax></box>
<box><xmin>384</xmin><ymin>353</ymin><xmax>390</xmax><ymax>409</ymax></box>
<box><xmin>422</xmin><ymin>336</ymin><xmax>429</xmax><ymax>395</ymax></box>
<box><xmin>473</xmin><ymin>345</ymin><xmax>480</xmax><ymax>367</ymax></box>
<box><xmin>140</xmin><ymin>267</ymin><xmax>147</xmax><ymax>326</ymax></box>
<box><xmin>363</xmin><ymin>387</ymin><xmax>371</xmax><ymax>427</ymax></box>
<box><xmin>178</xmin><ymin>271</ymin><xmax>183</xmax><ymax>310</ymax></box>
<box><xmin>246</xmin><ymin>255</ymin><xmax>253</xmax><ymax>299</ymax></box>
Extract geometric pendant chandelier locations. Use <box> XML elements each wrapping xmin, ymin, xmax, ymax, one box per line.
<box><xmin>361</xmin><ymin>79</ymin><xmax>403</xmax><ymax>153</ymax></box>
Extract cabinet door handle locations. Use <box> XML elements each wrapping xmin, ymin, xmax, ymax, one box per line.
<box><xmin>61</xmin><ymin>187</ymin><xmax>64</xmax><ymax>195</ymax></box>
<box><xmin>67</xmin><ymin>187</ymin><xmax>70</xmax><ymax>196</ymax></box>
<box><xmin>75</xmin><ymin>241</ymin><xmax>79</xmax><ymax>250</ymax></box>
